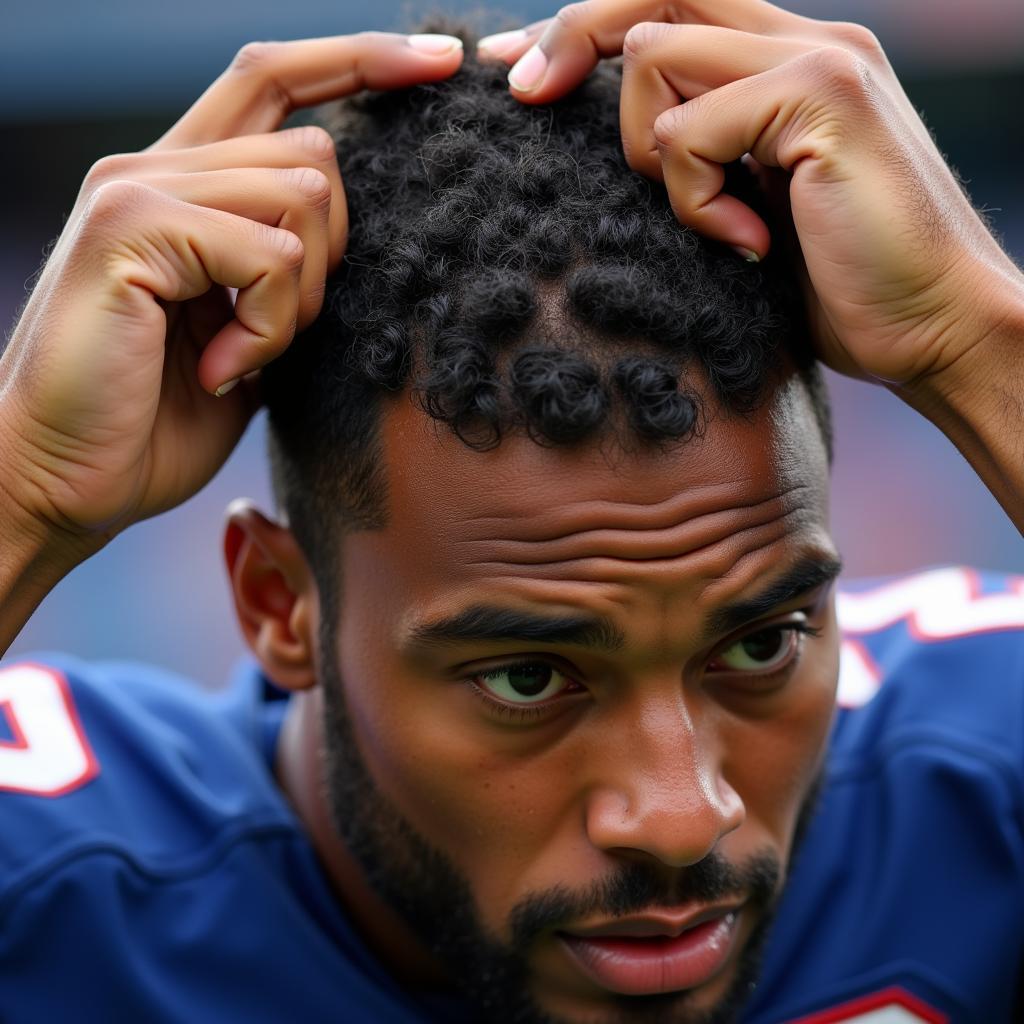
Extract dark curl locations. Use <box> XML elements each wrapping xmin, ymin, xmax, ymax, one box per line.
<box><xmin>613</xmin><ymin>357</ymin><xmax>701</xmax><ymax>441</ymax></box>
<box><xmin>262</xmin><ymin>21</ymin><xmax>830</xmax><ymax>557</ymax></box>
<box><xmin>510</xmin><ymin>349</ymin><xmax>609</xmax><ymax>445</ymax></box>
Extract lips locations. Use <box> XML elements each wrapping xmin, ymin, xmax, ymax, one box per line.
<box><xmin>558</xmin><ymin>908</ymin><xmax>741</xmax><ymax>996</ymax></box>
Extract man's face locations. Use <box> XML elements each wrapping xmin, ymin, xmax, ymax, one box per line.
<box><xmin>318</xmin><ymin>368</ymin><xmax>840</xmax><ymax>1022</ymax></box>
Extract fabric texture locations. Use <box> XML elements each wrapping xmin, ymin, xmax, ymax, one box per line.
<box><xmin>1</xmin><ymin>568</ymin><xmax>1021</xmax><ymax>1023</ymax></box>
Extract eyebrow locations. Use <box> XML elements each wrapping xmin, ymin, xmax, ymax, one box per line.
<box><xmin>408</xmin><ymin>556</ymin><xmax>843</xmax><ymax>655</ymax></box>
<box><xmin>700</xmin><ymin>555</ymin><xmax>844</xmax><ymax>644</ymax></box>
<box><xmin>408</xmin><ymin>606</ymin><xmax>627</xmax><ymax>652</ymax></box>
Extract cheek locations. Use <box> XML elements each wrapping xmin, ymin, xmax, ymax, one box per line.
<box><xmin>339</xmin><ymin>636</ymin><xmax>581</xmax><ymax>923</ymax></box>
<box><xmin>721</xmin><ymin>633</ymin><xmax>840</xmax><ymax>854</ymax></box>
<box><xmin>333</xmin><ymin>547</ymin><xmax>585</xmax><ymax>926</ymax></box>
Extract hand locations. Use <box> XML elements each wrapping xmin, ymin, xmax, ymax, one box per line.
<box><xmin>478</xmin><ymin>1</ymin><xmax>1024</xmax><ymax>389</ymax></box>
<box><xmin>0</xmin><ymin>32</ymin><xmax>464</xmax><ymax>550</ymax></box>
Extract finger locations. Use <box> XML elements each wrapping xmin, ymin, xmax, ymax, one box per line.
<box><xmin>135</xmin><ymin>166</ymin><xmax>332</xmax><ymax>330</ymax></box>
<box><xmin>651</xmin><ymin>50</ymin><xmax>872</xmax><ymax>259</ymax></box>
<box><xmin>196</xmin><ymin>223</ymin><xmax>304</xmax><ymax>394</ymax></box>
<box><xmin>82</xmin><ymin>182</ymin><xmax>305</xmax><ymax>393</ymax></box>
<box><xmin>618</xmin><ymin>23</ymin><xmax>808</xmax><ymax>177</ymax></box>
<box><xmin>153</xmin><ymin>31</ymin><xmax>464</xmax><ymax>149</ymax></box>
<box><xmin>136</xmin><ymin>125</ymin><xmax>346</xmax><ymax>271</ymax></box>
<box><xmin>506</xmin><ymin>0</ymin><xmax>807</xmax><ymax>102</ymax></box>
<box><xmin>478</xmin><ymin>19</ymin><xmax>552</xmax><ymax>63</ymax></box>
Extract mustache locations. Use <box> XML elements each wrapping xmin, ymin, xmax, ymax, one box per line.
<box><xmin>509</xmin><ymin>848</ymin><xmax>781</xmax><ymax>951</ymax></box>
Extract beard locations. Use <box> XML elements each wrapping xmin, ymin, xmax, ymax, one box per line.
<box><xmin>317</xmin><ymin>626</ymin><xmax>823</xmax><ymax>1024</ymax></box>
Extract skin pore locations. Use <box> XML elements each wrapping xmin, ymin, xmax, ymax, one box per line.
<box><xmin>251</xmin><ymin>361</ymin><xmax>841</xmax><ymax>1023</ymax></box>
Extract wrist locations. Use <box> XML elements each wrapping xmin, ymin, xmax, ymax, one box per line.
<box><xmin>894</xmin><ymin>270</ymin><xmax>1024</xmax><ymax>531</ymax></box>
<box><xmin>0</xmin><ymin>501</ymin><xmax>102</xmax><ymax>656</ymax></box>
<box><xmin>0</xmin><ymin>411</ymin><xmax>105</xmax><ymax>653</ymax></box>
<box><xmin>899</xmin><ymin>267</ymin><xmax>1024</xmax><ymax>421</ymax></box>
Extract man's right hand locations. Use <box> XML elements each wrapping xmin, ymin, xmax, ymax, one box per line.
<box><xmin>0</xmin><ymin>30</ymin><xmax>463</xmax><ymax>647</ymax></box>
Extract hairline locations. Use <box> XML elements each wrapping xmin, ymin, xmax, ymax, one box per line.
<box><xmin>268</xmin><ymin>358</ymin><xmax>832</xmax><ymax>622</ymax></box>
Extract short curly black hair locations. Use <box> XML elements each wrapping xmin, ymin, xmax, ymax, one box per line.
<box><xmin>263</xmin><ymin>28</ymin><xmax>831</xmax><ymax>574</ymax></box>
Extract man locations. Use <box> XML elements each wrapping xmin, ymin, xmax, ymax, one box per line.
<box><xmin>0</xmin><ymin>2</ymin><xmax>1022</xmax><ymax>1022</ymax></box>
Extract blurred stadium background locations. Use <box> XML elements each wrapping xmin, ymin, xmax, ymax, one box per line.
<box><xmin>4</xmin><ymin>0</ymin><xmax>1023</xmax><ymax>685</ymax></box>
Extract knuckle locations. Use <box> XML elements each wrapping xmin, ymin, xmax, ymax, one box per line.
<box><xmin>83</xmin><ymin>153</ymin><xmax>139</xmax><ymax>191</ymax></box>
<box><xmin>553</xmin><ymin>2</ymin><xmax>592</xmax><ymax>34</ymax></box>
<box><xmin>652</xmin><ymin>104</ymin><xmax>690</xmax><ymax>147</ymax></box>
<box><xmin>229</xmin><ymin>40</ymin><xmax>282</xmax><ymax>76</ymax></box>
<box><xmin>257</xmin><ymin>326</ymin><xmax>293</xmax><ymax>357</ymax></box>
<box><xmin>265</xmin><ymin>225</ymin><xmax>305</xmax><ymax>269</ymax></box>
<box><xmin>287</xmin><ymin>124</ymin><xmax>336</xmax><ymax>163</ymax></box>
<box><xmin>287</xmin><ymin>167</ymin><xmax>332</xmax><ymax>207</ymax></box>
<box><xmin>828</xmin><ymin>21</ymin><xmax>884</xmax><ymax>59</ymax></box>
<box><xmin>82</xmin><ymin>179</ymin><xmax>156</xmax><ymax>226</ymax></box>
<box><xmin>802</xmin><ymin>45</ymin><xmax>872</xmax><ymax>97</ymax></box>
<box><xmin>622</xmin><ymin>22</ymin><xmax>665</xmax><ymax>61</ymax></box>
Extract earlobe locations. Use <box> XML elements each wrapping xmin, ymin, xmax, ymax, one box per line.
<box><xmin>223</xmin><ymin>499</ymin><xmax>318</xmax><ymax>692</ymax></box>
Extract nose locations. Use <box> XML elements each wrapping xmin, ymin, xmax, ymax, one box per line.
<box><xmin>584</xmin><ymin>708</ymin><xmax>745</xmax><ymax>868</ymax></box>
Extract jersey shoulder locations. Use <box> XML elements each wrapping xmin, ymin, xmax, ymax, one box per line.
<box><xmin>743</xmin><ymin>568</ymin><xmax>1024</xmax><ymax>1023</ymax></box>
<box><xmin>833</xmin><ymin>564</ymin><xmax>1024</xmax><ymax>772</ymax></box>
<box><xmin>0</xmin><ymin>653</ymin><xmax>295</xmax><ymax>911</ymax></box>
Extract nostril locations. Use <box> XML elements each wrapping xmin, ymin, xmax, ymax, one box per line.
<box><xmin>585</xmin><ymin>782</ymin><xmax>742</xmax><ymax>869</ymax></box>
<box><xmin>715</xmin><ymin>777</ymin><xmax>747</xmax><ymax>836</ymax></box>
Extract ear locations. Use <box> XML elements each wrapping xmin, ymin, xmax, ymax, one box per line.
<box><xmin>223</xmin><ymin>499</ymin><xmax>318</xmax><ymax>692</ymax></box>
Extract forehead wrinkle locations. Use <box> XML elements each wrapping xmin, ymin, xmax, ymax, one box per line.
<box><xmin>410</xmin><ymin>526</ymin><xmax>832</xmax><ymax>666</ymax></box>
<box><xmin>453</xmin><ymin>484</ymin><xmax>812</xmax><ymax>575</ymax></box>
<box><xmin>458</xmin><ymin>478</ymin><xmax>803</xmax><ymax>545</ymax></box>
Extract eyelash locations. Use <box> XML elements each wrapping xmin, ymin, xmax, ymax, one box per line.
<box><xmin>465</xmin><ymin>617</ymin><xmax>823</xmax><ymax>723</ymax></box>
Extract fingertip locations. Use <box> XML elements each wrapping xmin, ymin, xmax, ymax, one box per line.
<box><xmin>668</xmin><ymin>192</ymin><xmax>772</xmax><ymax>267</ymax></box>
<box><xmin>733</xmin><ymin>216</ymin><xmax>772</xmax><ymax>264</ymax></box>
<box><xmin>199</xmin><ymin>318</ymin><xmax>290</xmax><ymax>398</ymax></box>
<box><xmin>407</xmin><ymin>34</ymin><xmax>464</xmax><ymax>57</ymax></box>
<box><xmin>730</xmin><ymin>246</ymin><xmax>762</xmax><ymax>263</ymax></box>
<box><xmin>506</xmin><ymin>46</ymin><xmax>593</xmax><ymax>106</ymax></box>
<box><xmin>725</xmin><ymin>220</ymin><xmax>772</xmax><ymax>264</ymax></box>
<box><xmin>478</xmin><ymin>28</ymin><xmax>529</xmax><ymax>62</ymax></box>
<box><xmin>508</xmin><ymin>44</ymin><xmax>548</xmax><ymax>93</ymax></box>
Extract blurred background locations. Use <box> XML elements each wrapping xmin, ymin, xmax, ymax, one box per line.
<box><xmin>3</xmin><ymin>0</ymin><xmax>1023</xmax><ymax>686</ymax></box>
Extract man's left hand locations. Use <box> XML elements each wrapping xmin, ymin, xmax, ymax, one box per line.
<box><xmin>478</xmin><ymin>0</ymin><xmax>1024</xmax><ymax>398</ymax></box>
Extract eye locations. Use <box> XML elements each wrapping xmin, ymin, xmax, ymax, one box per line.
<box><xmin>474</xmin><ymin>661</ymin><xmax>577</xmax><ymax>705</ymax></box>
<box><xmin>709</xmin><ymin>621</ymin><xmax>816</xmax><ymax>674</ymax></box>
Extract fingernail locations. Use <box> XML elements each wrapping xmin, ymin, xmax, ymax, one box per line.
<box><xmin>478</xmin><ymin>28</ymin><xmax>528</xmax><ymax>57</ymax></box>
<box><xmin>407</xmin><ymin>33</ymin><xmax>463</xmax><ymax>55</ymax></box>
<box><xmin>731</xmin><ymin>246</ymin><xmax>761</xmax><ymax>263</ymax></box>
<box><xmin>215</xmin><ymin>377</ymin><xmax>240</xmax><ymax>397</ymax></box>
<box><xmin>508</xmin><ymin>44</ymin><xmax>547</xmax><ymax>92</ymax></box>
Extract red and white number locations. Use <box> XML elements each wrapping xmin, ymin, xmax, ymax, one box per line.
<box><xmin>837</xmin><ymin>567</ymin><xmax>1024</xmax><ymax>641</ymax></box>
<box><xmin>787</xmin><ymin>985</ymin><xmax>947</xmax><ymax>1023</ymax></box>
<box><xmin>836</xmin><ymin>639</ymin><xmax>883</xmax><ymax>710</ymax></box>
<box><xmin>835</xmin><ymin>568</ymin><xmax>1024</xmax><ymax>709</ymax></box>
<box><xmin>0</xmin><ymin>663</ymin><xmax>100</xmax><ymax>797</ymax></box>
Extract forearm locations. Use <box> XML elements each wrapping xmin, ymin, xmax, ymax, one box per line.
<box><xmin>0</xmin><ymin>525</ymin><xmax>59</xmax><ymax>655</ymax></box>
<box><xmin>899</xmin><ymin>275</ymin><xmax>1024</xmax><ymax>535</ymax></box>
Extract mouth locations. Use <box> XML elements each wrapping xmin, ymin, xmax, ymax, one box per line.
<box><xmin>557</xmin><ymin>906</ymin><xmax>742</xmax><ymax>996</ymax></box>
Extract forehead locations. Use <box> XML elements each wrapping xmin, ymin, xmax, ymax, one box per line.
<box><xmin>339</xmin><ymin>371</ymin><xmax>832</xmax><ymax>629</ymax></box>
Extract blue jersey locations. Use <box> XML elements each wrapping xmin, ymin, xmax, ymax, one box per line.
<box><xmin>1</xmin><ymin>567</ymin><xmax>1022</xmax><ymax>1023</ymax></box>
